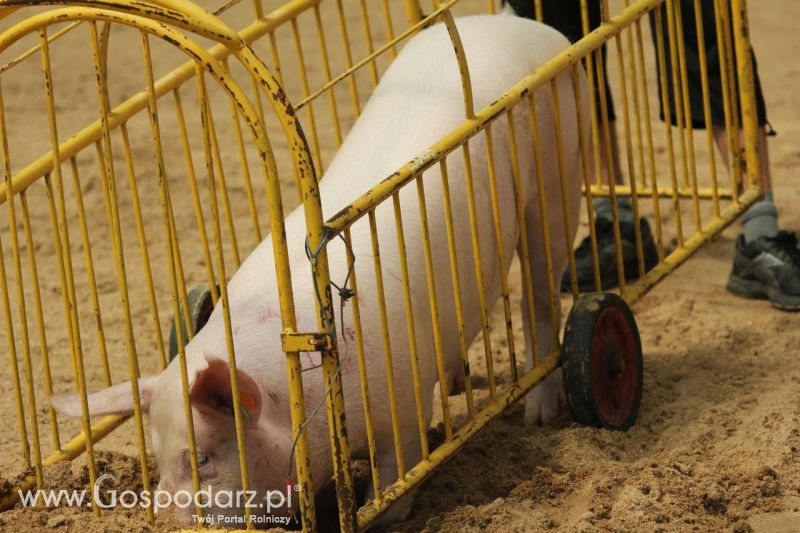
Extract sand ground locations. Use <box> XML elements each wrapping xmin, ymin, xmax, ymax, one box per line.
<box><xmin>0</xmin><ymin>0</ymin><xmax>798</xmax><ymax>532</ymax></box>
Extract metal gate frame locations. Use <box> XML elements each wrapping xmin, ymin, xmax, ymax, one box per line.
<box><xmin>0</xmin><ymin>0</ymin><xmax>763</xmax><ymax>531</ymax></box>
<box><xmin>305</xmin><ymin>0</ymin><xmax>764</xmax><ymax>529</ymax></box>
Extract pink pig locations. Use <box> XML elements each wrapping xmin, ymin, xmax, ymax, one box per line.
<box><xmin>53</xmin><ymin>13</ymin><xmax>586</xmax><ymax>527</ymax></box>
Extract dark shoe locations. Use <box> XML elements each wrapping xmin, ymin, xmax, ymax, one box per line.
<box><xmin>561</xmin><ymin>217</ymin><xmax>660</xmax><ymax>293</ymax></box>
<box><xmin>726</xmin><ymin>231</ymin><xmax>800</xmax><ymax>311</ymax></box>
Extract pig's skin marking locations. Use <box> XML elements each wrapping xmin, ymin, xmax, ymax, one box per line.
<box><xmin>233</xmin><ymin>324</ymin><xmax>241</xmax><ymax>336</ymax></box>
<box><xmin>257</xmin><ymin>307</ymin><xmax>277</xmax><ymax>324</ymax></box>
<box><xmin>267</xmin><ymin>390</ymin><xmax>280</xmax><ymax>406</ymax></box>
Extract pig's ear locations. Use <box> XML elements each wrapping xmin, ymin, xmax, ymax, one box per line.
<box><xmin>189</xmin><ymin>356</ymin><xmax>261</xmax><ymax>422</ymax></box>
<box><xmin>51</xmin><ymin>376</ymin><xmax>159</xmax><ymax>417</ymax></box>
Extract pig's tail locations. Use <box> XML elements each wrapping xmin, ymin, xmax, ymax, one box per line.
<box><xmin>288</xmin><ymin>229</ymin><xmax>356</xmax><ymax>486</ymax></box>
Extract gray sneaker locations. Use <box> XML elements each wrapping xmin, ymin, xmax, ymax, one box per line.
<box><xmin>726</xmin><ymin>231</ymin><xmax>800</xmax><ymax>311</ymax></box>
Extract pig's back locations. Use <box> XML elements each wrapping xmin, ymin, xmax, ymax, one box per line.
<box><xmin>318</xmin><ymin>14</ymin><xmax>571</xmax><ymax>215</ymax></box>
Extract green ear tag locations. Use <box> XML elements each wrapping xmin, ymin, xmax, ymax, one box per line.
<box><xmin>239</xmin><ymin>404</ymin><xmax>251</xmax><ymax>422</ymax></box>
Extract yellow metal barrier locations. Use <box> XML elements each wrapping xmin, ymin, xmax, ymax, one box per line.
<box><xmin>0</xmin><ymin>0</ymin><xmax>763</xmax><ymax>531</ymax></box>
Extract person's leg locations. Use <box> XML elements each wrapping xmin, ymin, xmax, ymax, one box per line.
<box><xmin>713</xmin><ymin>125</ymin><xmax>778</xmax><ymax>243</ymax></box>
<box><xmin>505</xmin><ymin>0</ymin><xmax>624</xmax><ymax>188</ymax></box>
<box><xmin>504</xmin><ymin>0</ymin><xmax>658</xmax><ymax>291</ymax></box>
<box><xmin>687</xmin><ymin>0</ymin><xmax>800</xmax><ymax>309</ymax></box>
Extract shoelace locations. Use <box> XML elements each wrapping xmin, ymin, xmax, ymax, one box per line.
<box><xmin>766</xmin><ymin>231</ymin><xmax>800</xmax><ymax>268</ymax></box>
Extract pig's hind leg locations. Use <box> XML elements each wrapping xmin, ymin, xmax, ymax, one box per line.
<box><xmin>519</xmin><ymin>202</ymin><xmax>565</xmax><ymax>427</ymax></box>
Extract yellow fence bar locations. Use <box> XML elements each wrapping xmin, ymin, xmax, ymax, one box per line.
<box><xmin>0</xmin><ymin>1</ymin><xmax>767</xmax><ymax>531</ymax></box>
<box><xmin>671</xmin><ymin>0</ymin><xmax>703</xmax><ymax>232</ymax></box>
<box><xmin>357</xmin><ymin>0</ymin><xmax>380</xmax><ymax>87</ymax></box>
<box><xmin>0</xmin><ymin>0</ymin><xmax>322</xmax><ymax>205</ymax></box>
<box><xmin>380</xmin><ymin>0</ymin><xmax>397</xmax><ymax>59</ymax></box>
<box><xmin>719</xmin><ymin>0</ymin><xmax>744</xmax><ymax>191</ymax></box>
<box><xmin>391</xmin><ymin>192</ymin><xmax>432</xmax><ymax>455</ymax></box>
<box><xmin>334</xmin><ymin>0</ymin><xmax>361</xmax><ymax>117</ymax></box>
<box><xmin>437</xmin><ymin>158</ymin><xmax>475</xmax><ymax>418</ymax></box>
<box><xmin>653</xmin><ymin>6</ymin><xmax>684</xmax><ymax>249</ymax></box>
<box><xmin>69</xmin><ymin>156</ymin><xmax>112</xmax><ymax>386</ymax></box>
<box><xmin>342</xmin><ymin>227</ymin><xmax>383</xmax><ymax>503</ymax></box>
<box><xmin>297</xmin><ymin>0</ymin><xmax>459</xmax><ymax>111</ymax></box>
<box><xmin>93</xmin><ymin>22</ymin><xmax>152</xmax><ymax>521</ymax></box>
<box><xmin>528</xmin><ymin>95</ymin><xmax>560</xmax><ymax>345</ymax></box>
<box><xmin>611</xmin><ymin>31</ymin><xmax>646</xmax><ymax>279</ymax></box>
<box><xmin>484</xmin><ymin>124</ymin><xmax>518</xmax><ymax>379</ymax></box>
<box><xmin>0</xmin><ymin>21</ymin><xmax>83</xmax><ymax>75</ymax></box>
<box><xmin>196</xmin><ymin>67</ymin><xmax>253</xmax><ymax>527</ymax></box>
<box><xmin>172</xmin><ymin>88</ymin><xmax>220</xmax><ymax>304</ymax></box>
<box><xmin>368</xmin><ymin>209</ymin><xmax>406</xmax><ymax>480</ymax></box>
<box><xmin>693</xmin><ymin>0</ymin><xmax>722</xmax><ymax>218</ymax></box>
<box><xmin>40</xmin><ymin>24</ymin><xmax>100</xmax><ymax>514</ymax></box>
<box><xmin>624</xmin><ymin>188</ymin><xmax>761</xmax><ymax>303</ymax></box>
<box><xmin>207</xmin><ymin>106</ymin><xmax>243</xmax><ymax>269</ymax></box>
<box><xmin>120</xmin><ymin>123</ymin><xmax>168</xmax><ymax>369</ymax></box>
<box><xmin>226</xmin><ymin>82</ymin><xmax>263</xmax><ymax>243</ymax></box>
<box><xmin>571</xmin><ymin>65</ymin><xmax>602</xmax><ymax>291</ymax></box>
<box><xmin>313</xmin><ymin>4</ymin><xmax>343</xmax><ymax>146</ymax></box>
<box><xmin>416</xmin><ymin>175</ymin><xmax>458</xmax><ymax>432</ymax></box>
<box><xmin>2</xmin><ymin>0</ymin><xmax>243</xmax><ymax>47</ymax></box>
<box><xmin>358</xmin><ymin>350</ymin><xmax>561</xmax><ymax>527</ymax></box>
<box><xmin>592</xmin><ymin>36</ymin><xmax>628</xmax><ymax>295</ymax></box>
<box><xmin>19</xmin><ymin>189</ymin><xmax>61</xmax><ymax>451</ymax></box>
<box><xmin>460</xmin><ymin>140</ymin><xmax>496</xmax><ymax>399</ymax></box>
<box><xmin>0</xmin><ymin>414</ymin><xmax>128</xmax><ymax>511</ymax></box>
<box><xmin>550</xmin><ymin>80</ymin><xmax>580</xmax><ymax>299</ymax></box>
<box><xmin>0</xmin><ymin>113</ymin><xmax>31</xmax><ymax>483</ymax></box>
<box><xmin>590</xmin><ymin>184</ymin><xmax>734</xmax><ymax>199</ymax></box>
<box><xmin>4</xmin><ymin>169</ymin><xmax>42</xmax><ymax>487</ymax></box>
<box><xmin>628</xmin><ymin>0</ymin><xmax>666</xmax><ymax>260</ymax></box>
<box><xmin>324</xmin><ymin>0</ymin><xmax>673</xmax><ymax>233</ymax></box>
<box><xmin>291</xmin><ymin>17</ymin><xmax>323</xmax><ymax>170</ymax></box>
<box><xmin>505</xmin><ymin>109</ymin><xmax>542</xmax><ymax>368</ymax></box>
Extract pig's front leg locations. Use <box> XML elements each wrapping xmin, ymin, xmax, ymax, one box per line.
<box><xmin>520</xmin><ymin>204</ymin><xmax>565</xmax><ymax>427</ymax></box>
<box><xmin>365</xmin><ymin>434</ymin><xmax>423</xmax><ymax>527</ymax></box>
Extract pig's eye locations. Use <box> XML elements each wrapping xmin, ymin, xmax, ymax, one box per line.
<box><xmin>181</xmin><ymin>449</ymin><xmax>214</xmax><ymax>477</ymax></box>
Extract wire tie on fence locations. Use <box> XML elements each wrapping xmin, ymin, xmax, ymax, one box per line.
<box><xmin>287</xmin><ymin>228</ymin><xmax>357</xmax><ymax>484</ymax></box>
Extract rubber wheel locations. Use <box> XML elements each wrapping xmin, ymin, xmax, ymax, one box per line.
<box><xmin>168</xmin><ymin>284</ymin><xmax>216</xmax><ymax>362</ymax></box>
<box><xmin>562</xmin><ymin>292</ymin><xmax>643</xmax><ymax>431</ymax></box>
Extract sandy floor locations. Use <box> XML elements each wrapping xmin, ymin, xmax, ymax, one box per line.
<box><xmin>0</xmin><ymin>0</ymin><xmax>799</xmax><ymax>532</ymax></box>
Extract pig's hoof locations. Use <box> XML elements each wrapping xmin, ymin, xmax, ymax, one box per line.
<box><xmin>524</xmin><ymin>371</ymin><xmax>563</xmax><ymax>427</ymax></box>
<box><xmin>447</xmin><ymin>368</ymin><xmax>466</xmax><ymax>396</ymax></box>
<box><xmin>433</xmin><ymin>369</ymin><xmax>466</xmax><ymax>399</ymax></box>
<box><xmin>369</xmin><ymin>489</ymin><xmax>415</xmax><ymax>528</ymax></box>
<box><xmin>168</xmin><ymin>283</ymin><xmax>216</xmax><ymax>361</ymax></box>
<box><xmin>561</xmin><ymin>292</ymin><xmax>643</xmax><ymax>431</ymax></box>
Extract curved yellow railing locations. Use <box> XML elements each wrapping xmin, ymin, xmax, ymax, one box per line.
<box><xmin>0</xmin><ymin>0</ymin><xmax>764</xmax><ymax>532</ymax></box>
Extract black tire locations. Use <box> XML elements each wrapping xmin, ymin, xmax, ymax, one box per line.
<box><xmin>168</xmin><ymin>284</ymin><xmax>216</xmax><ymax>362</ymax></box>
<box><xmin>562</xmin><ymin>292</ymin><xmax>643</xmax><ymax>431</ymax></box>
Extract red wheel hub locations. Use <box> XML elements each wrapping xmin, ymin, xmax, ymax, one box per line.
<box><xmin>591</xmin><ymin>306</ymin><xmax>639</xmax><ymax>426</ymax></box>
